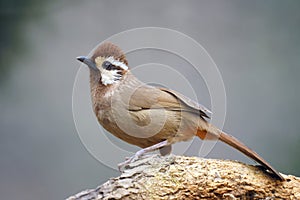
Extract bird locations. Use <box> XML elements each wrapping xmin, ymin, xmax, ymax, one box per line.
<box><xmin>76</xmin><ymin>42</ymin><xmax>284</xmax><ymax>181</ymax></box>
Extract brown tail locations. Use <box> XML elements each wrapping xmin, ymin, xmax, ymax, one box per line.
<box><xmin>197</xmin><ymin>127</ymin><xmax>284</xmax><ymax>181</ymax></box>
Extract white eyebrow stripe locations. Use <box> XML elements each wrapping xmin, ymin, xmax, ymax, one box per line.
<box><xmin>106</xmin><ymin>56</ymin><xmax>128</xmax><ymax>70</ymax></box>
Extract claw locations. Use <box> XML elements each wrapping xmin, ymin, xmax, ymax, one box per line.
<box><xmin>118</xmin><ymin>160</ymin><xmax>129</xmax><ymax>172</ymax></box>
<box><xmin>118</xmin><ymin>153</ymin><xmax>141</xmax><ymax>171</ymax></box>
<box><xmin>118</xmin><ymin>158</ymin><xmax>134</xmax><ymax>171</ymax></box>
<box><xmin>117</xmin><ymin>140</ymin><xmax>170</xmax><ymax>172</ymax></box>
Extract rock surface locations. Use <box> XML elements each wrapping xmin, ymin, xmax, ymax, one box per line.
<box><xmin>66</xmin><ymin>155</ymin><xmax>300</xmax><ymax>200</ymax></box>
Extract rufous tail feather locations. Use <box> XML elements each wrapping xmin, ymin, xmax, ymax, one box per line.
<box><xmin>196</xmin><ymin>126</ymin><xmax>284</xmax><ymax>180</ymax></box>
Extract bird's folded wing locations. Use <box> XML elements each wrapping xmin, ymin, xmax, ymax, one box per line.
<box><xmin>159</xmin><ymin>87</ymin><xmax>211</xmax><ymax>119</ymax></box>
<box><xmin>128</xmin><ymin>85</ymin><xmax>210</xmax><ymax>119</ymax></box>
<box><xmin>159</xmin><ymin>88</ymin><xmax>211</xmax><ymax>113</ymax></box>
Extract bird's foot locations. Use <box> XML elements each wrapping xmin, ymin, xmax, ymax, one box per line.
<box><xmin>118</xmin><ymin>149</ymin><xmax>146</xmax><ymax>171</ymax></box>
<box><xmin>117</xmin><ymin>140</ymin><xmax>170</xmax><ymax>172</ymax></box>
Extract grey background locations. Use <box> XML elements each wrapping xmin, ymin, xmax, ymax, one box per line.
<box><xmin>0</xmin><ymin>1</ymin><xmax>299</xmax><ymax>199</ymax></box>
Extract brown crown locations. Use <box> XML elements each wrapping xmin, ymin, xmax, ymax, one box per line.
<box><xmin>91</xmin><ymin>42</ymin><xmax>128</xmax><ymax>66</ymax></box>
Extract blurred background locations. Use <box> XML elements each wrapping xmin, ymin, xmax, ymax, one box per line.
<box><xmin>0</xmin><ymin>1</ymin><xmax>299</xmax><ymax>199</ymax></box>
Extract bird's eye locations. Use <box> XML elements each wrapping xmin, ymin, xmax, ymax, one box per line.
<box><xmin>102</xmin><ymin>61</ymin><xmax>112</xmax><ymax>69</ymax></box>
<box><xmin>102</xmin><ymin>60</ymin><xmax>120</xmax><ymax>71</ymax></box>
<box><xmin>102</xmin><ymin>61</ymin><xmax>111</xmax><ymax>69</ymax></box>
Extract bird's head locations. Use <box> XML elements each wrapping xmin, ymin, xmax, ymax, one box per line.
<box><xmin>77</xmin><ymin>42</ymin><xmax>129</xmax><ymax>86</ymax></box>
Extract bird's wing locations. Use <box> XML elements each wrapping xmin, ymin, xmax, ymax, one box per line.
<box><xmin>159</xmin><ymin>87</ymin><xmax>211</xmax><ymax>119</ymax></box>
<box><xmin>128</xmin><ymin>85</ymin><xmax>210</xmax><ymax>119</ymax></box>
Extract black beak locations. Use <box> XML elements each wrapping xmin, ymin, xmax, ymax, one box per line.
<box><xmin>76</xmin><ymin>56</ymin><xmax>98</xmax><ymax>71</ymax></box>
<box><xmin>76</xmin><ymin>56</ymin><xmax>87</xmax><ymax>63</ymax></box>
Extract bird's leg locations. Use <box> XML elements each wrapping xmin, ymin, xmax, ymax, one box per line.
<box><xmin>118</xmin><ymin>140</ymin><xmax>170</xmax><ymax>171</ymax></box>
